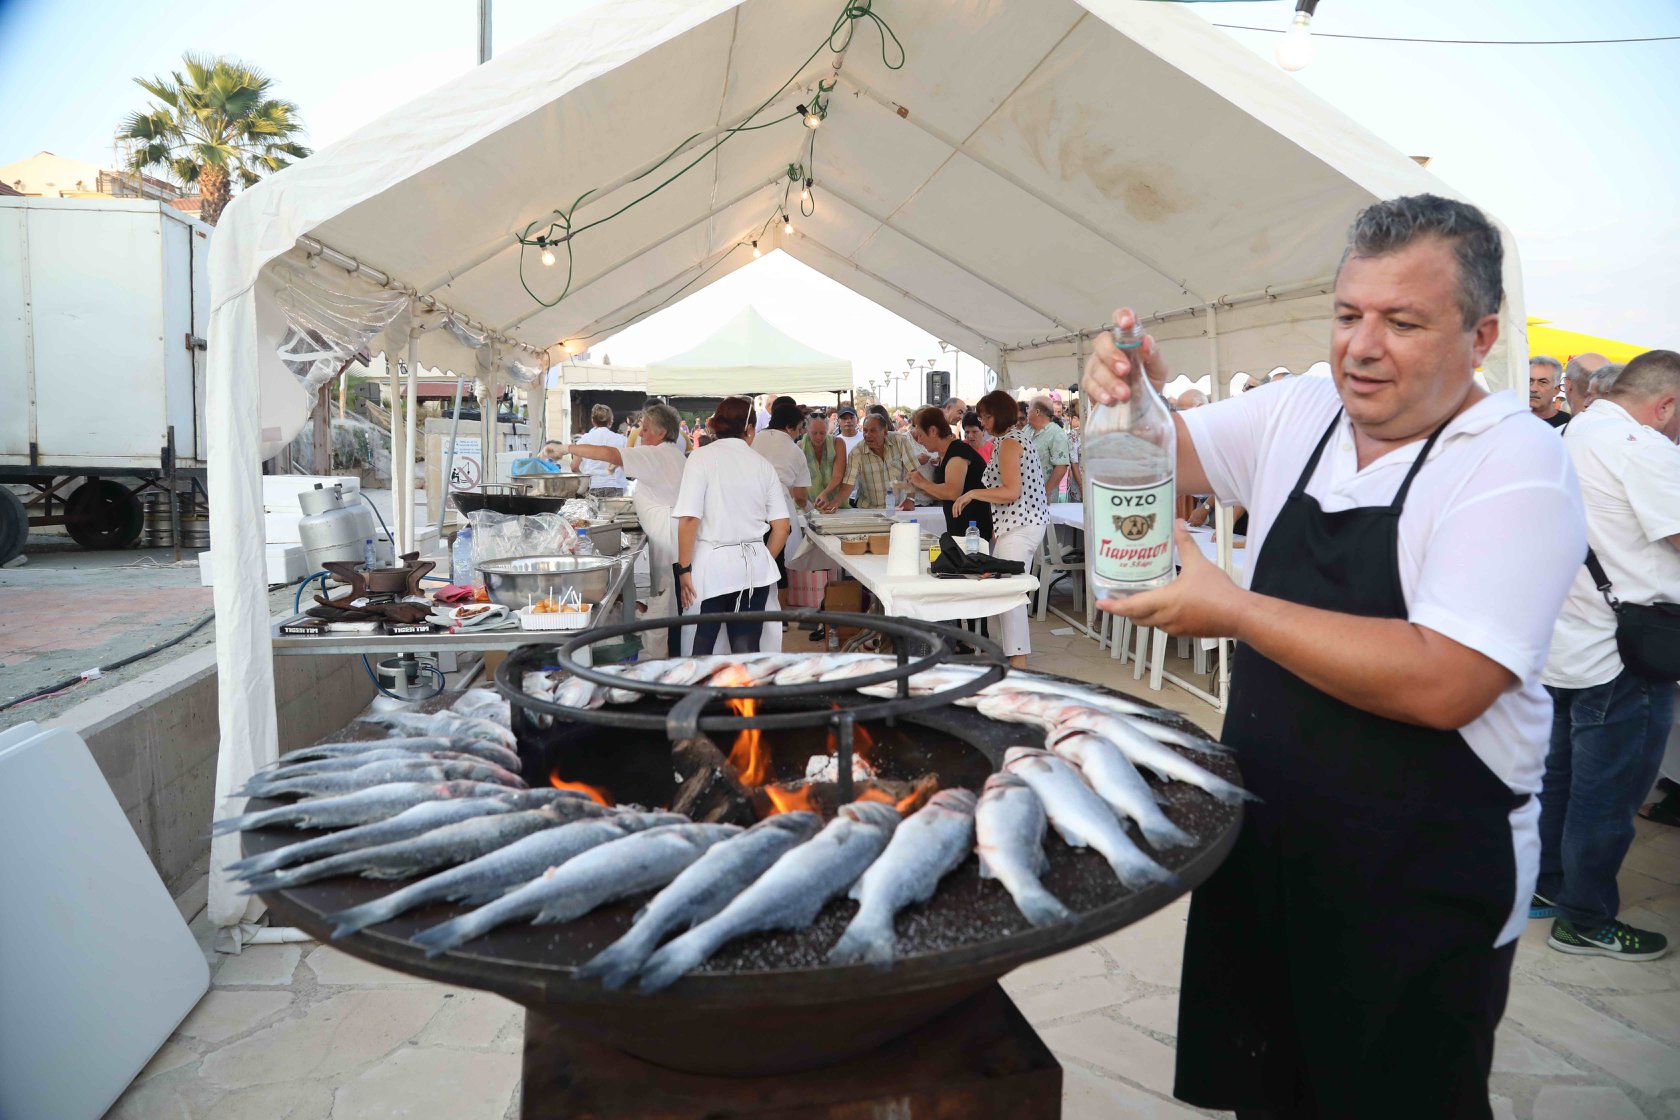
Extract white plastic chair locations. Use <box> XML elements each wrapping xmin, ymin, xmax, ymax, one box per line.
<box><xmin>1034</xmin><ymin>521</ymin><xmax>1085</xmax><ymax>622</ymax></box>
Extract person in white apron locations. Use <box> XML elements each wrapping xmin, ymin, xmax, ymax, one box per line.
<box><xmin>673</xmin><ymin>397</ymin><xmax>790</xmax><ymax>655</ymax></box>
<box><xmin>565</xmin><ymin>403</ymin><xmax>687</xmax><ymax>654</ymax></box>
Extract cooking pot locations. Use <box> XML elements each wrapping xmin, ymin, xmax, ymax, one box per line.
<box><xmin>514</xmin><ymin>473</ymin><xmax>593</xmax><ymax>499</ymax></box>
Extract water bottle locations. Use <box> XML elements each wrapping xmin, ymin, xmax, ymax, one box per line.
<box><xmin>884</xmin><ymin>480</ymin><xmax>897</xmax><ymax>511</ymax></box>
<box><xmin>451</xmin><ymin>523</ymin><xmax>476</xmax><ymax>586</ymax></box>
<box><xmin>1084</xmin><ymin>321</ymin><xmax>1176</xmax><ymax>598</ymax></box>
<box><xmin>965</xmin><ymin>521</ymin><xmax>980</xmax><ymax>556</ymax></box>
<box><xmin>363</xmin><ymin>537</ymin><xmax>377</xmax><ymax>570</ymax></box>
<box><xmin>826</xmin><ymin>623</ymin><xmax>840</xmax><ymax>652</ymax></box>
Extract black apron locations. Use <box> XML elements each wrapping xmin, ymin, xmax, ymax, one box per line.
<box><xmin>1175</xmin><ymin>413</ymin><xmax>1523</xmax><ymax>1119</ymax></box>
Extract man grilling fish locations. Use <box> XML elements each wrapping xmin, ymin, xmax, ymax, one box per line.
<box><xmin>1084</xmin><ymin>195</ymin><xmax>1584</xmax><ymax>1118</ymax></box>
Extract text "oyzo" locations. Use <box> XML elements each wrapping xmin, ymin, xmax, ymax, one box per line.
<box><xmin>1106</xmin><ymin>492</ymin><xmax>1158</xmax><ymax>508</ymax></box>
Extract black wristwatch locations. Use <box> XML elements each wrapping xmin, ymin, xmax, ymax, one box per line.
<box><xmin>676</xmin><ymin>563</ymin><xmax>693</xmax><ymax>575</ymax></box>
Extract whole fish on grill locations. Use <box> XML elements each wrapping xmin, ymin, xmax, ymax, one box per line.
<box><xmin>280</xmin><ymin>735</ymin><xmax>522</xmax><ymax>773</ymax></box>
<box><xmin>552</xmin><ymin>675</ymin><xmax>606</xmax><ymax>710</ymax></box>
<box><xmin>976</xmin><ymin>690</ymin><xmax>1224</xmax><ymax>756</ymax></box>
<box><xmin>239</xmin><ymin>757</ymin><xmax>524</xmax><ymax>799</ymax></box>
<box><xmin>598</xmin><ymin>660</ymin><xmax>675</xmax><ymax>704</ymax></box>
<box><xmin>817</xmin><ymin>657</ymin><xmax>899</xmax><ymax>684</ymax></box>
<box><xmin>410</xmin><ymin>823</ymin><xmax>742</xmax><ymax>957</ymax></box>
<box><xmin>239</xmin><ymin>801</ymin><xmax>604</xmax><ymax>894</ymax></box>
<box><xmin>452</xmin><ymin>688</ymin><xmax>511</xmax><ymax>726</ymax></box>
<box><xmin>1055</xmin><ymin>710</ymin><xmax>1254</xmax><ymax>806</ymax></box>
<box><xmin>251</xmin><ymin>749</ymin><xmax>497</xmax><ymax>781</ymax></box>
<box><xmin>1003</xmin><ymin>748</ymin><xmax>1177</xmax><ymax>891</ymax></box>
<box><xmin>771</xmin><ymin>652</ymin><xmax>879</xmax><ymax>686</ymax></box>
<box><xmin>655</xmin><ymin>658</ymin><xmax>710</xmax><ymax>687</ymax></box>
<box><xmin>1049</xmin><ymin>729</ymin><xmax>1195</xmax><ymax>850</ymax></box>
<box><xmin>212</xmin><ymin>780</ymin><xmax>511</xmax><ymax>835</ymax></box>
<box><xmin>574</xmin><ymin>812</ymin><xmax>822</xmax><ymax>989</ymax></box>
<box><xmin>635</xmin><ymin>802</ymin><xmax>901</xmax><ymax>993</ymax></box>
<box><xmin>974</xmin><ymin>772</ymin><xmax>1071</xmax><ymax>927</ymax></box>
<box><xmin>356</xmin><ymin>710</ymin><xmax>517</xmax><ymax>751</ymax></box>
<box><xmin>227</xmin><ymin>797</ymin><xmax>520</xmax><ymax>878</ymax></box>
<box><xmin>324</xmin><ymin>811</ymin><xmax>687</xmax><ymax>937</ymax></box>
<box><xmin>829</xmin><ymin>789</ymin><xmax>978</xmax><ymax>967</ymax></box>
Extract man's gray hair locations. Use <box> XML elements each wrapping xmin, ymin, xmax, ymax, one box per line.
<box><xmin>1529</xmin><ymin>355</ymin><xmax>1563</xmax><ymax>379</ymax></box>
<box><xmin>642</xmin><ymin>402</ymin><xmax>682</xmax><ymax>444</ymax></box>
<box><xmin>1606</xmin><ymin>351</ymin><xmax>1680</xmax><ymax>404</ymax></box>
<box><xmin>1340</xmin><ymin>194</ymin><xmax>1503</xmax><ymax>329</ymax></box>
<box><xmin>1029</xmin><ymin>395</ymin><xmax>1056</xmax><ymax>418</ymax></box>
<box><xmin>1591</xmin><ymin>362</ymin><xmax>1627</xmax><ymax>398</ymax></box>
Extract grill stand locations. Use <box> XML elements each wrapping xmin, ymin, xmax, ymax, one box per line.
<box><xmin>520</xmin><ymin>982</ymin><xmax>1061</xmax><ymax>1119</ymax></box>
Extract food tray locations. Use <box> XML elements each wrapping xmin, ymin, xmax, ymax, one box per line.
<box><xmin>517</xmin><ymin>604</ymin><xmax>592</xmax><ymax>631</ymax></box>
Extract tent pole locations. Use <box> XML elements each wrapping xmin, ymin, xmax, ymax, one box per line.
<box><xmin>436</xmin><ymin>374</ymin><xmax>466</xmax><ymax>541</ymax></box>
<box><xmin>477</xmin><ymin>0</ymin><xmax>492</xmax><ymax>64</ymax></box>
<box><xmin>482</xmin><ymin>371</ymin><xmax>498</xmax><ymax>491</ymax></box>
<box><xmin>387</xmin><ymin>357</ymin><xmax>404</xmax><ymax>559</ymax></box>
<box><xmin>404</xmin><ymin>331</ymin><xmax>420</xmax><ymax>555</ymax></box>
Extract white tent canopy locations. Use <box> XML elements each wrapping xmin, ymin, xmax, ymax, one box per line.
<box><xmin>646</xmin><ymin>306</ymin><xmax>852</xmax><ymax>396</ymax></box>
<box><xmin>205</xmin><ymin>0</ymin><xmax>1527</xmax><ymax>937</ymax></box>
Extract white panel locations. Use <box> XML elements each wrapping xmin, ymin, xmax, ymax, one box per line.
<box><xmin>190</xmin><ymin>223</ymin><xmax>211</xmax><ymax>461</ymax></box>
<box><xmin>161</xmin><ymin>215</ymin><xmax>196</xmax><ymax>453</ymax></box>
<box><xmin>0</xmin><ymin>204</ymin><xmax>30</xmax><ymax>460</ymax></box>
<box><xmin>30</xmin><ymin>205</ymin><xmax>167</xmax><ymax>462</ymax></box>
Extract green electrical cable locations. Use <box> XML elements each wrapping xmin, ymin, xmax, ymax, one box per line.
<box><xmin>515</xmin><ymin>0</ymin><xmax>903</xmax><ymax>312</ymax></box>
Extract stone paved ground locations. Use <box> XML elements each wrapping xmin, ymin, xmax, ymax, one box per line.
<box><xmin>107</xmin><ymin>610</ymin><xmax>1680</xmax><ymax>1119</ymax></box>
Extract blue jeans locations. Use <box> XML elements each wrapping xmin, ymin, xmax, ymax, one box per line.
<box><xmin>688</xmin><ymin>584</ymin><xmax>772</xmax><ymax>655</ymax></box>
<box><xmin>1537</xmin><ymin>670</ymin><xmax>1676</xmax><ymax>929</ymax></box>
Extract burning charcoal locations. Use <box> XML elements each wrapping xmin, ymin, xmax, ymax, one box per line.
<box><xmin>761</xmin><ymin>774</ymin><xmax>941</xmax><ymax>820</ymax></box>
<box><xmin>671</xmin><ymin>737</ymin><xmax>759</xmax><ymax>827</ymax></box>
<box><xmin>803</xmin><ymin>753</ymin><xmax>877</xmax><ymax>783</ymax></box>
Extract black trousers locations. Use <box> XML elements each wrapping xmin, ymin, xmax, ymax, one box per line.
<box><xmin>689</xmin><ymin>584</ymin><xmax>773</xmax><ymax>655</ymax></box>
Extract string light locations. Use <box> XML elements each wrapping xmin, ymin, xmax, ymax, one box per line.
<box><xmin>782</xmin><ymin>214</ymin><xmax>794</xmax><ymax>235</ymax></box>
<box><xmin>752</xmin><ymin>240</ymin><xmax>762</xmax><ymax>258</ymax></box>
<box><xmin>1276</xmin><ymin>0</ymin><xmax>1319</xmax><ymax>71</ymax></box>
<box><xmin>540</xmin><ymin>245</ymin><xmax>556</xmax><ymax>267</ymax></box>
<box><xmin>800</xmin><ymin>179</ymin><xmax>813</xmax><ymax>204</ymax></box>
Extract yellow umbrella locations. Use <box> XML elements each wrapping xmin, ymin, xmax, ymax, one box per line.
<box><xmin>1526</xmin><ymin>318</ymin><xmax>1651</xmax><ymax>365</ymax></box>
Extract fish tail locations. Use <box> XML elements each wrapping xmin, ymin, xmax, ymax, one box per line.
<box><xmin>325</xmin><ymin>897</ymin><xmax>404</xmax><ymax>939</ymax></box>
<box><xmin>237</xmin><ymin>871</ymin><xmax>286</xmax><ymax>895</ymax></box>
<box><xmin>827</xmin><ymin>916</ymin><xmax>895</xmax><ymax>968</ymax></box>
<box><xmin>1010</xmin><ymin>882</ymin><xmax>1074</xmax><ymax>927</ymax></box>
<box><xmin>411</xmin><ymin>897</ymin><xmax>519</xmax><ymax>957</ymax></box>
<box><xmin>1140</xmin><ymin>818</ymin><xmax>1197</xmax><ymax>850</ymax></box>
<box><xmin>225</xmin><ymin>851</ymin><xmax>283</xmax><ymax>876</ymax></box>
<box><xmin>211</xmin><ymin>807</ymin><xmax>282</xmax><ymax>835</ymax></box>
<box><xmin>1107</xmin><ymin>850</ymin><xmax>1180</xmax><ymax>891</ymax></box>
<box><xmin>1198</xmin><ymin>775</ymin><xmax>1259</xmax><ymax>805</ymax></box>
<box><xmin>574</xmin><ymin>925</ymin><xmax>661</xmax><ymax>990</ymax></box>
<box><xmin>636</xmin><ymin>931</ymin><xmax>714</xmax><ymax>994</ymax></box>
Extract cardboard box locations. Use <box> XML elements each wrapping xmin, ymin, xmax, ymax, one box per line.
<box><xmin>823</xmin><ymin>579</ymin><xmax>867</xmax><ymax>643</ymax></box>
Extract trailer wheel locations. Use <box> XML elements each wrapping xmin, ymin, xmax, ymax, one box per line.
<box><xmin>65</xmin><ymin>480</ymin><xmax>144</xmax><ymax>550</ymax></box>
<box><xmin>0</xmin><ymin>487</ymin><xmax>26</xmax><ymax>565</ymax></box>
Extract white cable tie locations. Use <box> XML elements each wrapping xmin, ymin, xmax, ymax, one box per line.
<box><xmin>80</xmin><ymin>667</ymin><xmax>104</xmax><ymax>681</ymax></box>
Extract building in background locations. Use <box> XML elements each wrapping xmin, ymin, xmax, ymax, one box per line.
<box><xmin>1</xmin><ymin>150</ymin><xmax>180</xmax><ymax>202</ymax></box>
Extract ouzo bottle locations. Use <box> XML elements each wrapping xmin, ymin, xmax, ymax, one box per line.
<box><xmin>1083</xmin><ymin>323</ymin><xmax>1176</xmax><ymax>598</ymax></box>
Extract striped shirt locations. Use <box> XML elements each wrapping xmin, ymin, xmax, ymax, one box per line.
<box><xmin>842</xmin><ymin>435</ymin><xmax>918</xmax><ymax>508</ymax></box>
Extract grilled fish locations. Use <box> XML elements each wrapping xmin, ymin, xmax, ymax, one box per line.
<box><xmin>324</xmin><ymin>811</ymin><xmax>686</xmax><ymax>937</ymax></box>
<box><xmin>574</xmin><ymin>812</ymin><xmax>822</xmax><ymax>989</ymax></box>
<box><xmin>1056</xmin><ymin>710</ymin><xmax>1253</xmax><ymax>805</ymax></box>
<box><xmin>280</xmin><ymin>735</ymin><xmax>521</xmax><ymax>773</ymax></box>
<box><xmin>635</xmin><ymin>802</ymin><xmax>901</xmax><ymax>992</ymax></box>
<box><xmin>240</xmin><ymin>801</ymin><xmax>603</xmax><ymax>893</ymax></box>
<box><xmin>212</xmin><ymin>780</ymin><xmax>510</xmax><ymax>835</ymax></box>
<box><xmin>252</xmin><ymin>748</ymin><xmax>491</xmax><ymax>780</ymax></box>
<box><xmin>410</xmin><ymin>823</ymin><xmax>741</xmax><ymax>957</ymax></box>
<box><xmin>553</xmin><ymin>676</ymin><xmax>606</xmax><ymax>709</ymax></box>
<box><xmin>1049</xmin><ymin>729</ymin><xmax>1195</xmax><ymax>850</ymax></box>
<box><xmin>226</xmin><ymin>797</ymin><xmax>519</xmax><ymax>878</ymax></box>
<box><xmin>1003</xmin><ymin>748</ymin><xmax>1177</xmax><ymax>891</ymax></box>
<box><xmin>829</xmin><ymin>789</ymin><xmax>977</xmax><ymax>966</ymax></box>
<box><xmin>356</xmin><ymin>709</ymin><xmax>517</xmax><ymax>751</ymax></box>
<box><xmin>974</xmin><ymin>772</ymin><xmax>1071</xmax><ymax>926</ymax></box>
<box><xmin>451</xmin><ymin>688</ymin><xmax>511</xmax><ymax>726</ymax></box>
<box><xmin>240</xmin><ymin>757</ymin><xmax>524</xmax><ymax>799</ymax></box>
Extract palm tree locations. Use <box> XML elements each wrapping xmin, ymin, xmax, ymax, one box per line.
<box><xmin>120</xmin><ymin>53</ymin><xmax>311</xmax><ymax>224</ymax></box>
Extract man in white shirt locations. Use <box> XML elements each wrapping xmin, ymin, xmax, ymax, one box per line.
<box><xmin>752</xmin><ymin>400</ymin><xmax>813</xmax><ymax>587</ymax></box>
<box><xmin>572</xmin><ymin>404</ymin><xmax>627</xmax><ymax>493</ymax></box>
<box><xmin>1083</xmin><ymin>195</ymin><xmax>1584</xmax><ymax>1116</ymax></box>
<box><xmin>1536</xmin><ymin>349</ymin><xmax>1680</xmax><ymax>961</ymax></box>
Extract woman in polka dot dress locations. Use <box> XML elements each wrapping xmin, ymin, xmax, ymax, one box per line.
<box><xmin>952</xmin><ymin>389</ymin><xmax>1048</xmax><ymax>667</ymax></box>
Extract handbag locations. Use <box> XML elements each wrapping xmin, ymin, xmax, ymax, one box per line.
<box><xmin>1583</xmin><ymin>549</ymin><xmax>1680</xmax><ymax>681</ymax></box>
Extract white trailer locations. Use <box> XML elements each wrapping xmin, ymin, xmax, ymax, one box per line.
<box><xmin>0</xmin><ymin>196</ymin><xmax>211</xmax><ymax>563</ymax></box>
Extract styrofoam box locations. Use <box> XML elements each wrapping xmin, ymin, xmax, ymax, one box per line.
<box><xmin>198</xmin><ymin>544</ymin><xmax>306</xmax><ymax>586</ymax></box>
<box><xmin>262</xmin><ymin>475</ymin><xmax>360</xmax><ymax>513</ymax></box>
<box><xmin>264</xmin><ymin>511</ymin><xmax>304</xmax><ymax>543</ymax></box>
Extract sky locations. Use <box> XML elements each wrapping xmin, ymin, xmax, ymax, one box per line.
<box><xmin>1</xmin><ymin>0</ymin><xmax>1675</xmax><ymax>389</ymax></box>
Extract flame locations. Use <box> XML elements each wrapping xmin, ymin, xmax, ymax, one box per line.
<box><xmin>549</xmin><ymin>771</ymin><xmax>612</xmax><ymax>806</ymax></box>
<box><xmin>763</xmin><ymin>783</ymin><xmax>819</xmax><ymax>815</ymax></box>
<box><xmin>715</xmin><ymin>664</ymin><xmax>771</xmax><ymax>787</ymax></box>
<box><xmin>854</xmin><ymin>777</ymin><xmax>937</xmax><ymax>815</ymax></box>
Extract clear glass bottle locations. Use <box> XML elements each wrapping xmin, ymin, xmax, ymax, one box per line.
<box><xmin>1083</xmin><ymin>323</ymin><xmax>1176</xmax><ymax>598</ymax></box>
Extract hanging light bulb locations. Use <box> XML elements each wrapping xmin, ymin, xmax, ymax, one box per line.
<box><xmin>1276</xmin><ymin>1</ymin><xmax>1318</xmax><ymax>71</ymax></box>
<box><xmin>800</xmin><ymin>179</ymin><xmax>812</xmax><ymax>204</ymax></box>
<box><xmin>782</xmin><ymin>215</ymin><xmax>794</xmax><ymax>235</ymax></box>
<box><xmin>803</xmin><ymin>106</ymin><xmax>822</xmax><ymax>129</ymax></box>
<box><xmin>540</xmin><ymin>244</ymin><xmax>556</xmax><ymax>267</ymax></box>
<box><xmin>751</xmin><ymin>240</ymin><xmax>761</xmax><ymax>258</ymax></box>
<box><xmin>562</xmin><ymin>340</ymin><xmax>578</xmax><ymax>354</ymax></box>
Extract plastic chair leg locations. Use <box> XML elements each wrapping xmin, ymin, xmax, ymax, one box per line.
<box><xmin>1133</xmin><ymin>625</ymin><xmax>1149</xmax><ymax>679</ymax></box>
<box><xmin>1149</xmin><ymin>628</ymin><xmax>1168</xmax><ymax>691</ymax></box>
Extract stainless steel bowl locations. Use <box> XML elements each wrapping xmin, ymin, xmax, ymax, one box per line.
<box><xmin>595</xmin><ymin>495</ymin><xmax>636</xmax><ymax>519</ymax></box>
<box><xmin>513</xmin><ymin>473</ymin><xmax>593</xmax><ymax>499</ymax></box>
<box><xmin>478</xmin><ymin>554</ymin><xmax>618</xmax><ymax>608</ymax></box>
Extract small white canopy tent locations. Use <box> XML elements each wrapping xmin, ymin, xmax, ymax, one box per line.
<box><xmin>205</xmin><ymin>0</ymin><xmax>1528</xmax><ymax>938</ymax></box>
<box><xmin>646</xmin><ymin>306</ymin><xmax>853</xmax><ymax>397</ymax></box>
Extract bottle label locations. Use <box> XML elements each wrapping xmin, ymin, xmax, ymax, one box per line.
<box><xmin>1090</xmin><ymin>479</ymin><xmax>1175</xmax><ymax>584</ymax></box>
